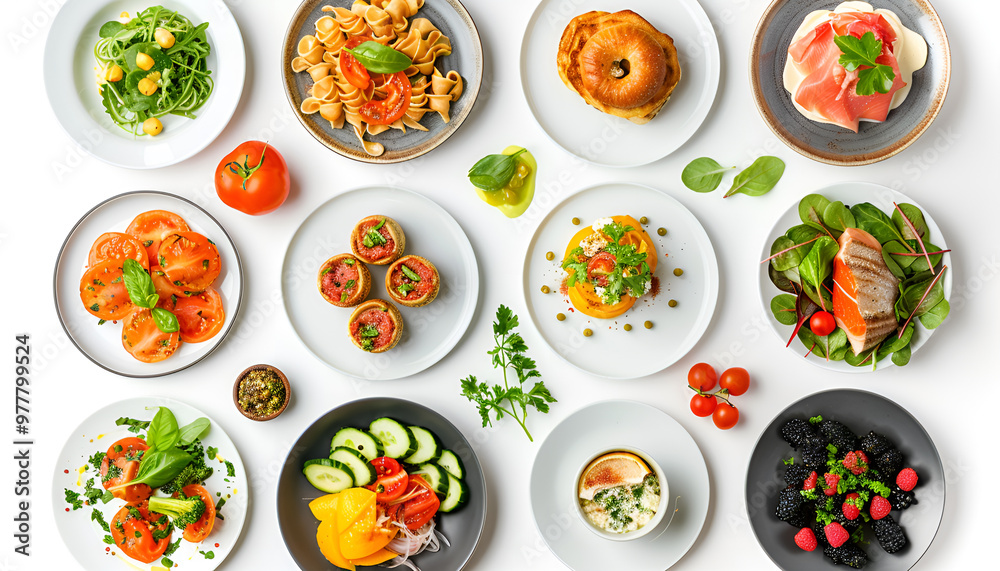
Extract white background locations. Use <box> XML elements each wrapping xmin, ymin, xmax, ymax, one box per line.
<box><xmin>2</xmin><ymin>0</ymin><xmax>996</xmax><ymax>570</ymax></box>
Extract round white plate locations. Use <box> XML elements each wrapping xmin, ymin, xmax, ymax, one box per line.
<box><xmin>53</xmin><ymin>191</ymin><xmax>245</xmax><ymax>378</ymax></box>
<box><xmin>520</xmin><ymin>0</ymin><xmax>720</xmax><ymax>167</ymax></box>
<box><xmin>281</xmin><ymin>186</ymin><xmax>479</xmax><ymax>380</ymax></box>
<box><xmin>523</xmin><ymin>183</ymin><xmax>719</xmax><ymax>379</ymax></box>
<box><xmin>530</xmin><ymin>400</ymin><xmax>709</xmax><ymax>571</ymax></box>
<box><xmin>52</xmin><ymin>397</ymin><xmax>249</xmax><ymax>571</ymax></box>
<box><xmin>758</xmin><ymin>182</ymin><xmax>953</xmax><ymax>373</ymax></box>
<box><xmin>43</xmin><ymin>0</ymin><xmax>246</xmax><ymax>169</ymax></box>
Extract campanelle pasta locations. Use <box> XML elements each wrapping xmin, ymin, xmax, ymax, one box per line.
<box><xmin>292</xmin><ymin>0</ymin><xmax>464</xmax><ymax>156</ymax></box>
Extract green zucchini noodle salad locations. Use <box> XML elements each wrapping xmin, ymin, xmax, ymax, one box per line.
<box><xmin>93</xmin><ymin>6</ymin><xmax>213</xmax><ymax>137</ymax></box>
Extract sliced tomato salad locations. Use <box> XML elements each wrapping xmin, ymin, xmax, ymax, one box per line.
<box><xmin>170</xmin><ymin>288</ymin><xmax>225</xmax><ymax>343</ymax></box>
<box><xmin>122</xmin><ymin>308</ymin><xmax>181</xmax><ymax>363</ymax></box>
<box><xmin>126</xmin><ymin>210</ymin><xmax>190</xmax><ymax>263</ymax></box>
<box><xmin>157</xmin><ymin>231</ymin><xmax>221</xmax><ymax>293</ymax></box>
<box><xmin>88</xmin><ymin>232</ymin><xmax>150</xmax><ymax>269</ymax></box>
<box><xmin>109</xmin><ymin>502</ymin><xmax>172</xmax><ymax>563</ymax></box>
<box><xmin>80</xmin><ymin>260</ymin><xmax>133</xmax><ymax>320</ymax></box>
<box><xmin>101</xmin><ymin>437</ymin><xmax>152</xmax><ymax>503</ymax></box>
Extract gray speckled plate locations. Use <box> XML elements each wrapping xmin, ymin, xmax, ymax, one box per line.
<box><xmin>746</xmin><ymin>389</ymin><xmax>945</xmax><ymax>570</ymax></box>
<box><xmin>282</xmin><ymin>0</ymin><xmax>483</xmax><ymax>163</ymax></box>
<box><xmin>277</xmin><ymin>397</ymin><xmax>486</xmax><ymax>571</ymax></box>
<box><xmin>750</xmin><ymin>0</ymin><xmax>950</xmax><ymax>166</ymax></box>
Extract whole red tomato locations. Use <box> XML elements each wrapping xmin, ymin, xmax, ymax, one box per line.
<box><xmin>215</xmin><ymin>141</ymin><xmax>290</xmax><ymax>215</ymax></box>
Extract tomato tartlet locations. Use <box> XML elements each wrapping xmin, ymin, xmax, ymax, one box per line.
<box><xmin>350</xmin><ymin>215</ymin><xmax>405</xmax><ymax>265</ymax></box>
<box><xmin>348</xmin><ymin>299</ymin><xmax>403</xmax><ymax>353</ymax></box>
<box><xmin>385</xmin><ymin>255</ymin><xmax>440</xmax><ymax>308</ymax></box>
<box><xmin>318</xmin><ymin>254</ymin><xmax>371</xmax><ymax>307</ymax></box>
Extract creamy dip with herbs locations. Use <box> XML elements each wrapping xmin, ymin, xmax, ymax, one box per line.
<box><xmin>580</xmin><ymin>473</ymin><xmax>660</xmax><ymax>533</ymax></box>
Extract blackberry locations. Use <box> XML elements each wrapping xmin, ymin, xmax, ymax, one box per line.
<box><xmin>873</xmin><ymin>515</ymin><xmax>907</xmax><ymax>553</ymax></box>
<box><xmin>812</xmin><ymin>518</ymin><xmax>830</xmax><ymax>547</ymax></box>
<box><xmin>819</xmin><ymin>419</ymin><xmax>859</xmax><ymax>453</ymax></box>
<box><xmin>776</xmin><ymin>485</ymin><xmax>804</xmax><ymax>522</ymax></box>
<box><xmin>786</xmin><ymin>505</ymin><xmax>813</xmax><ymax>528</ymax></box>
<box><xmin>875</xmin><ymin>448</ymin><xmax>903</xmax><ymax>478</ymax></box>
<box><xmin>890</xmin><ymin>487</ymin><xmax>917</xmax><ymax>510</ymax></box>
<box><xmin>781</xmin><ymin>418</ymin><xmax>818</xmax><ymax>448</ymax></box>
<box><xmin>824</xmin><ymin>543</ymin><xmax>869</xmax><ymax>568</ymax></box>
<box><xmin>783</xmin><ymin>463</ymin><xmax>812</xmax><ymax>487</ymax></box>
<box><xmin>801</xmin><ymin>443</ymin><xmax>829</xmax><ymax>469</ymax></box>
<box><xmin>860</xmin><ymin>431</ymin><xmax>892</xmax><ymax>457</ymax></box>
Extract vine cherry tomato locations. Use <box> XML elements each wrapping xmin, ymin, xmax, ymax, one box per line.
<box><xmin>713</xmin><ymin>403</ymin><xmax>739</xmax><ymax>430</ymax></box>
<box><xmin>215</xmin><ymin>141</ymin><xmax>290</xmax><ymax>215</ymax></box>
<box><xmin>688</xmin><ymin>362</ymin><xmax>717</xmax><ymax>392</ymax></box>
<box><xmin>719</xmin><ymin>367</ymin><xmax>750</xmax><ymax>396</ymax></box>
<box><xmin>810</xmin><ymin>311</ymin><xmax>836</xmax><ymax>337</ymax></box>
<box><xmin>690</xmin><ymin>394</ymin><xmax>717</xmax><ymax>417</ymax></box>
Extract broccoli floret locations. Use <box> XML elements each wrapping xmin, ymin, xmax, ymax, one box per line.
<box><xmin>148</xmin><ymin>495</ymin><xmax>206</xmax><ymax>529</ymax></box>
<box><xmin>159</xmin><ymin>442</ymin><xmax>213</xmax><ymax>495</ymax></box>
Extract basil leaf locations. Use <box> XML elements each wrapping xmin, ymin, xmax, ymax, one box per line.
<box><xmin>122</xmin><ymin>259</ymin><xmax>157</xmax><ymax>309</ymax></box>
<box><xmin>128</xmin><ymin>448</ymin><xmax>192</xmax><ymax>489</ymax></box>
<box><xmin>145</xmin><ymin>407</ymin><xmax>179</xmax><ymax>451</ymax></box>
<box><xmin>151</xmin><ymin>308</ymin><xmax>178</xmax><ymax>334</ymax></box>
<box><xmin>724</xmin><ymin>156</ymin><xmax>785</xmax><ymax>197</ymax></box>
<box><xmin>344</xmin><ymin>41</ymin><xmax>412</xmax><ymax>74</ymax></box>
<box><xmin>681</xmin><ymin>157</ymin><xmax>733</xmax><ymax>193</ymax></box>
<box><xmin>176</xmin><ymin>418</ymin><xmax>211</xmax><ymax>446</ymax></box>
<box><xmin>401</xmin><ymin>265</ymin><xmax>421</xmax><ymax>281</ymax></box>
<box><xmin>468</xmin><ymin>149</ymin><xmax>526</xmax><ymax>191</ymax></box>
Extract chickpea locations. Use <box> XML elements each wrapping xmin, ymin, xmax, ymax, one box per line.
<box><xmin>142</xmin><ymin>117</ymin><xmax>163</xmax><ymax>136</ymax></box>
<box><xmin>135</xmin><ymin>52</ymin><xmax>155</xmax><ymax>71</ymax></box>
<box><xmin>154</xmin><ymin>28</ymin><xmax>175</xmax><ymax>49</ymax></box>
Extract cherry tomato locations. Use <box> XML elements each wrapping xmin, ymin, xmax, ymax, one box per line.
<box><xmin>171</xmin><ymin>288</ymin><xmax>225</xmax><ymax>343</ymax></box>
<box><xmin>215</xmin><ymin>141</ymin><xmax>290</xmax><ymax>215</ymax></box>
<box><xmin>810</xmin><ymin>311</ymin><xmax>837</xmax><ymax>337</ymax></box>
<box><xmin>109</xmin><ymin>502</ymin><xmax>172</xmax><ymax>563</ymax></box>
<box><xmin>122</xmin><ymin>308</ymin><xmax>181</xmax><ymax>363</ymax></box>
<box><xmin>157</xmin><ymin>232</ymin><xmax>221</xmax><ymax>293</ymax></box>
<box><xmin>101</xmin><ymin>437</ymin><xmax>152</xmax><ymax>503</ymax></box>
<box><xmin>713</xmin><ymin>403</ymin><xmax>740</xmax><ymax>430</ymax></box>
<box><xmin>688</xmin><ymin>362</ymin><xmax>717</xmax><ymax>392</ymax></box>
<box><xmin>359</xmin><ymin>71</ymin><xmax>411</xmax><ymax>125</ymax></box>
<box><xmin>180</xmin><ymin>484</ymin><xmax>216</xmax><ymax>543</ymax></box>
<box><xmin>719</xmin><ymin>367</ymin><xmax>750</xmax><ymax>396</ymax></box>
<box><xmin>80</xmin><ymin>259</ymin><xmax>133</xmax><ymax>320</ymax></box>
<box><xmin>125</xmin><ymin>210</ymin><xmax>190</xmax><ymax>262</ymax></box>
<box><xmin>340</xmin><ymin>36</ymin><xmax>372</xmax><ymax>89</ymax></box>
<box><xmin>690</xmin><ymin>394</ymin><xmax>717</xmax><ymax>417</ymax></box>
<box><xmin>366</xmin><ymin>457</ymin><xmax>409</xmax><ymax>503</ymax></box>
<box><xmin>88</xmin><ymin>232</ymin><xmax>150</xmax><ymax>269</ymax></box>
<box><xmin>586</xmin><ymin>252</ymin><xmax>616</xmax><ymax>287</ymax></box>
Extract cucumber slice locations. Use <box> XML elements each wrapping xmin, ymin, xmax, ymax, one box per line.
<box><xmin>416</xmin><ymin>463</ymin><xmax>450</xmax><ymax>497</ymax></box>
<box><xmin>404</xmin><ymin>426</ymin><xmax>442</xmax><ymax>465</ymax></box>
<box><xmin>437</xmin><ymin>449</ymin><xmax>465</xmax><ymax>479</ymax></box>
<box><xmin>439</xmin><ymin>471</ymin><xmax>468</xmax><ymax>512</ymax></box>
<box><xmin>331</xmin><ymin>428</ymin><xmax>382</xmax><ymax>461</ymax></box>
<box><xmin>303</xmin><ymin>459</ymin><xmax>355</xmax><ymax>494</ymax></box>
<box><xmin>329</xmin><ymin>447</ymin><xmax>376</xmax><ymax>486</ymax></box>
<box><xmin>369</xmin><ymin>418</ymin><xmax>417</xmax><ymax>459</ymax></box>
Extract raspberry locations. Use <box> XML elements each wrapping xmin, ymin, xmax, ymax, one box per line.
<box><xmin>803</xmin><ymin>471</ymin><xmax>818</xmax><ymax>491</ymax></box>
<box><xmin>869</xmin><ymin>495</ymin><xmax>891</xmax><ymax>520</ymax></box>
<box><xmin>896</xmin><ymin>467</ymin><xmax>918</xmax><ymax>492</ymax></box>
<box><xmin>841</xmin><ymin>451</ymin><xmax>869</xmax><ymax>475</ymax></box>
<box><xmin>823</xmin><ymin>473</ymin><xmax>840</xmax><ymax>496</ymax></box>
<box><xmin>795</xmin><ymin>527</ymin><xmax>818</xmax><ymax>551</ymax></box>
<box><xmin>824</xmin><ymin>522</ymin><xmax>850</xmax><ymax>548</ymax></box>
<box><xmin>842</xmin><ymin>493</ymin><xmax>861</xmax><ymax>520</ymax></box>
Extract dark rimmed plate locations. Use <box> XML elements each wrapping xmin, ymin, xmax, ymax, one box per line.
<box><xmin>746</xmin><ymin>389</ymin><xmax>945</xmax><ymax>570</ymax></box>
<box><xmin>750</xmin><ymin>0</ymin><xmax>950</xmax><ymax>166</ymax></box>
<box><xmin>281</xmin><ymin>0</ymin><xmax>483</xmax><ymax>163</ymax></box>
<box><xmin>53</xmin><ymin>191</ymin><xmax>244</xmax><ymax>378</ymax></box>
<box><xmin>276</xmin><ymin>397</ymin><xmax>486</xmax><ymax>570</ymax></box>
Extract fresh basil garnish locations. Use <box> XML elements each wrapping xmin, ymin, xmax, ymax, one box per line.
<box><xmin>343</xmin><ymin>41</ymin><xmax>413</xmax><ymax>74</ymax></box>
<box><xmin>468</xmin><ymin>149</ymin><xmax>527</xmax><ymax>191</ymax></box>
<box><xmin>400</xmin><ymin>265</ymin><xmax>420</xmax><ymax>281</ymax></box>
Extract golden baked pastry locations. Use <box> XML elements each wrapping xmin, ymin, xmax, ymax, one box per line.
<box><xmin>557</xmin><ymin>10</ymin><xmax>681</xmax><ymax>124</ymax></box>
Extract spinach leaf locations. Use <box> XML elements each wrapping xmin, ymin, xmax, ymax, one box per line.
<box><xmin>798</xmin><ymin>327</ymin><xmax>848</xmax><ymax>360</ymax></box>
<box><xmin>882</xmin><ymin>241</ymin><xmax>916</xmax><ymax>271</ymax></box>
<box><xmin>845</xmin><ymin>346</ymin><xmax>879</xmax><ymax>368</ymax></box>
<box><xmin>798</xmin><ymin>194</ymin><xmax>831</xmax><ymax>231</ymax></box>
<box><xmin>468</xmin><ymin>149</ymin><xmax>527</xmax><ymax>191</ymax></box>
<box><xmin>905</xmin><ymin>241</ymin><xmax>943</xmax><ymax>274</ymax></box>
<box><xmin>891</xmin><ymin>203</ymin><xmax>927</xmax><ymax>241</ymax></box>
<box><xmin>822</xmin><ymin>201</ymin><xmax>856</xmax><ymax>234</ymax></box>
<box><xmin>681</xmin><ymin>157</ymin><xmax>733</xmax><ymax>193</ymax></box>
<box><xmin>891</xmin><ymin>345</ymin><xmax>911</xmax><ymax>366</ymax></box>
<box><xmin>770</xmin><ymin>295</ymin><xmax>798</xmax><ymax>326</ymax></box>
<box><xmin>919</xmin><ymin>299</ymin><xmax>950</xmax><ymax>329</ymax></box>
<box><xmin>344</xmin><ymin>41</ymin><xmax>413</xmax><ymax>74</ymax></box>
<box><xmin>724</xmin><ymin>156</ymin><xmax>785</xmax><ymax>198</ymax></box>
<box><xmin>798</xmin><ymin>236</ymin><xmax>839</xmax><ymax>291</ymax></box>
<box><xmin>877</xmin><ymin>323</ymin><xmax>913</xmax><ymax>359</ymax></box>
<box><xmin>851</xmin><ymin>203</ymin><xmax>907</xmax><ymax>246</ymax></box>
<box><xmin>768</xmin><ymin>265</ymin><xmax>799</xmax><ymax>294</ymax></box>
<box><xmin>145</xmin><ymin>407</ymin><xmax>180</xmax><ymax>451</ymax></box>
<box><xmin>899</xmin><ymin>277</ymin><xmax>945</xmax><ymax>318</ymax></box>
<box><xmin>769</xmin><ymin>237</ymin><xmax>805</xmax><ymax>272</ymax></box>
<box><xmin>177</xmin><ymin>418</ymin><xmax>211</xmax><ymax>446</ymax></box>
<box><xmin>122</xmin><ymin>43</ymin><xmax>172</xmax><ymax>74</ymax></box>
<box><xmin>99</xmin><ymin>21</ymin><xmax>125</xmax><ymax>38</ymax></box>
<box><xmin>881</xmin><ymin>246</ymin><xmax>905</xmax><ymax>280</ymax></box>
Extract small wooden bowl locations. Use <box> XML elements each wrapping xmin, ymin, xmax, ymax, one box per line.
<box><xmin>233</xmin><ymin>364</ymin><xmax>290</xmax><ymax>421</ymax></box>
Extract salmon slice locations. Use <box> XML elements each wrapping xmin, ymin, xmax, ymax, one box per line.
<box><xmin>832</xmin><ymin>228</ymin><xmax>900</xmax><ymax>354</ymax></box>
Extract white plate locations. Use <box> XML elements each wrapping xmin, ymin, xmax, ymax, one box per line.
<box><xmin>53</xmin><ymin>191</ymin><xmax>245</xmax><ymax>377</ymax></box>
<box><xmin>281</xmin><ymin>186</ymin><xmax>479</xmax><ymax>380</ymax></box>
<box><xmin>529</xmin><ymin>400</ymin><xmax>709</xmax><ymax>571</ymax></box>
<box><xmin>520</xmin><ymin>0</ymin><xmax>720</xmax><ymax>167</ymax></box>
<box><xmin>43</xmin><ymin>0</ymin><xmax>245</xmax><ymax>169</ymax></box>
<box><xmin>52</xmin><ymin>397</ymin><xmax>249</xmax><ymax>571</ymax></box>
<box><xmin>758</xmin><ymin>182</ymin><xmax>953</xmax><ymax>373</ymax></box>
<box><xmin>523</xmin><ymin>183</ymin><xmax>719</xmax><ymax>379</ymax></box>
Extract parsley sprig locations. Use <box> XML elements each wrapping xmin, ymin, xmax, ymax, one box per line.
<box><xmin>834</xmin><ymin>31</ymin><xmax>896</xmax><ymax>96</ymax></box>
<box><xmin>460</xmin><ymin>305</ymin><xmax>556</xmax><ymax>441</ymax></box>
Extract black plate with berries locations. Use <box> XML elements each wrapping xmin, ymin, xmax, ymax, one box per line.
<box><xmin>745</xmin><ymin>389</ymin><xmax>944</xmax><ymax>570</ymax></box>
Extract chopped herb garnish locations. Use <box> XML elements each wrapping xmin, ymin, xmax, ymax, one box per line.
<box><xmin>397</xmin><ymin>283</ymin><xmax>414</xmax><ymax>296</ymax></box>
<box><xmin>65</xmin><ymin>489</ymin><xmax>83</xmax><ymax>510</ymax></box>
<box><xmin>401</xmin><ymin>265</ymin><xmax>420</xmax><ymax>281</ymax></box>
<box><xmin>90</xmin><ymin>303</ymin><xmax>100</xmax><ymax>312</ymax></box>
<box><xmin>98</xmin><ymin>319</ymin><xmax>106</xmax><ymax>325</ymax></box>
<box><xmin>115</xmin><ymin>416</ymin><xmax>150</xmax><ymax>433</ymax></box>
<box><xmin>225</xmin><ymin>460</ymin><xmax>235</xmax><ymax>477</ymax></box>
<box><xmin>143</xmin><ymin>240</ymin><xmax>154</xmax><ymax>247</ymax></box>
<box><xmin>91</xmin><ymin>508</ymin><xmax>111</xmax><ymax>532</ymax></box>
<box><xmin>202</xmin><ymin>259</ymin><xmax>209</xmax><ymax>269</ymax></box>
<box><xmin>321</xmin><ymin>267</ymin><xmax>331</xmax><ymax>276</ymax></box>
<box><xmin>345</xmin><ymin>258</ymin><xmax>355</xmax><ymax>266</ymax></box>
